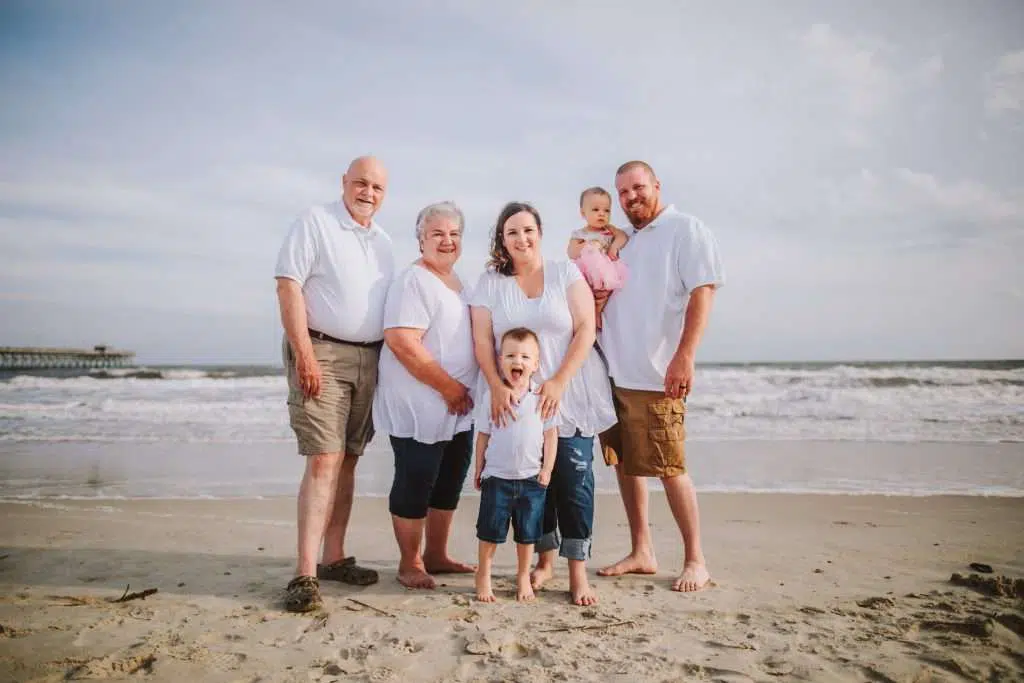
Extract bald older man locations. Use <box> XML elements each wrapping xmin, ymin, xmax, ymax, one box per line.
<box><xmin>274</xmin><ymin>156</ymin><xmax>395</xmax><ymax>612</ymax></box>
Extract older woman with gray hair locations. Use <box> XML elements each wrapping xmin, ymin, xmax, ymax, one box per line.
<box><xmin>373</xmin><ymin>201</ymin><xmax>479</xmax><ymax>589</ymax></box>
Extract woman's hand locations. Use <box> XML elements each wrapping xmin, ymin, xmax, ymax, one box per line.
<box><xmin>441</xmin><ymin>381</ymin><xmax>473</xmax><ymax>416</ymax></box>
<box><xmin>534</xmin><ymin>377</ymin><xmax>565</xmax><ymax>421</ymax></box>
<box><xmin>489</xmin><ymin>382</ymin><xmax>517</xmax><ymax>428</ymax></box>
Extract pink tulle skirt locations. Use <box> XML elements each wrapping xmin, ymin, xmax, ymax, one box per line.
<box><xmin>575</xmin><ymin>244</ymin><xmax>628</xmax><ymax>291</ymax></box>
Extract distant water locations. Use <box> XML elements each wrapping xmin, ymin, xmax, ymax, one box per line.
<box><xmin>2</xmin><ymin>361</ymin><xmax>1021</xmax><ymax>444</ymax></box>
<box><xmin>1</xmin><ymin>361</ymin><xmax>1022</xmax><ymax>499</ymax></box>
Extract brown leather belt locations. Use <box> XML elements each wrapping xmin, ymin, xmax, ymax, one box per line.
<box><xmin>308</xmin><ymin>328</ymin><xmax>383</xmax><ymax>349</ymax></box>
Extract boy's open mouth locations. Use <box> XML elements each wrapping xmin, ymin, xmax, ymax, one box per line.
<box><xmin>510</xmin><ymin>368</ymin><xmax>523</xmax><ymax>380</ymax></box>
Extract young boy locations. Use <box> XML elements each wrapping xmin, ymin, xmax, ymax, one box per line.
<box><xmin>566</xmin><ymin>187</ymin><xmax>630</xmax><ymax>328</ymax></box>
<box><xmin>474</xmin><ymin>327</ymin><xmax>559</xmax><ymax>602</ymax></box>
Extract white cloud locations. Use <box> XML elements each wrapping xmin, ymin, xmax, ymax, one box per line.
<box><xmin>985</xmin><ymin>49</ymin><xmax>1024</xmax><ymax>115</ymax></box>
<box><xmin>800</xmin><ymin>23</ymin><xmax>896</xmax><ymax>119</ymax></box>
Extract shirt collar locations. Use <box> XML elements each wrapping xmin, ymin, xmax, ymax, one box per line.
<box><xmin>333</xmin><ymin>201</ymin><xmax>383</xmax><ymax>238</ymax></box>
<box><xmin>636</xmin><ymin>204</ymin><xmax>679</xmax><ymax>233</ymax></box>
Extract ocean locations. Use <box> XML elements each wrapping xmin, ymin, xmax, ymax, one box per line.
<box><xmin>1</xmin><ymin>361</ymin><xmax>1022</xmax><ymax>500</ymax></box>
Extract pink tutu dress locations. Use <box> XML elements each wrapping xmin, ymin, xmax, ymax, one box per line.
<box><xmin>572</xmin><ymin>228</ymin><xmax>628</xmax><ymax>291</ymax></box>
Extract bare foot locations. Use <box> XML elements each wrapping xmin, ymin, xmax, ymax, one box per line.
<box><xmin>516</xmin><ymin>574</ymin><xmax>535</xmax><ymax>602</ymax></box>
<box><xmin>672</xmin><ymin>562</ymin><xmax>711</xmax><ymax>592</ymax></box>
<box><xmin>397</xmin><ymin>565</ymin><xmax>436</xmax><ymax>590</ymax></box>
<box><xmin>571</xmin><ymin>579</ymin><xmax>598</xmax><ymax>606</ymax></box>
<box><xmin>530</xmin><ymin>564</ymin><xmax>554</xmax><ymax>591</ymax></box>
<box><xmin>423</xmin><ymin>555</ymin><xmax>476</xmax><ymax>574</ymax></box>
<box><xmin>597</xmin><ymin>551</ymin><xmax>658</xmax><ymax>577</ymax></box>
<box><xmin>569</xmin><ymin>562</ymin><xmax>597</xmax><ymax>606</ymax></box>
<box><xmin>475</xmin><ymin>571</ymin><xmax>495</xmax><ymax>602</ymax></box>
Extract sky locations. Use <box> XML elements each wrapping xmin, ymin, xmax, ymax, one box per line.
<box><xmin>1</xmin><ymin>0</ymin><xmax>1022</xmax><ymax>364</ymax></box>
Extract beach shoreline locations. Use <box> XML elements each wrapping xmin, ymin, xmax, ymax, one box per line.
<box><xmin>1</xmin><ymin>492</ymin><xmax>1021</xmax><ymax>681</ymax></box>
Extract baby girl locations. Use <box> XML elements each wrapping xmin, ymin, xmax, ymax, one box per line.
<box><xmin>565</xmin><ymin>187</ymin><xmax>629</xmax><ymax>328</ymax></box>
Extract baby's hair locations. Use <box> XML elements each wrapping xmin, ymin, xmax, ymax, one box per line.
<box><xmin>579</xmin><ymin>186</ymin><xmax>611</xmax><ymax>207</ymax></box>
<box><xmin>500</xmin><ymin>327</ymin><xmax>540</xmax><ymax>349</ymax></box>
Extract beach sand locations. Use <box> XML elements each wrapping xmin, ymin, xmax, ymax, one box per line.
<box><xmin>1</xmin><ymin>493</ymin><xmax>1022</xmax><ymax>682</ymax></box>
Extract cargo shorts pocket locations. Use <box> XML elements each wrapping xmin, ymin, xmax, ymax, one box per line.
<box><xmin>647</xmin><ymin>398</ymin><xmax>685</xmax><ymax>443</ymax></box>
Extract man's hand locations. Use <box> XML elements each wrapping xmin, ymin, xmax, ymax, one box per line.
<box><xmin>537</xmin><ymin>469</ymin><xmax>552</xmax><ymax>488</ymax></box>
<box><xmin>442</xmin><ymin>381</ymin><xmax>473</xmax><ymax>416</ymax></box>
<box><xmin>607</xmin><ymin>244</ymin><xmax>621</xmax><ymax>261</ymax></box>
<box><xmin>664</xmin><ymin>352</ymin><xmax>695</xmax><ymax>400</ymax></box>
<box><xmin>474</xmin><ymin>467</ymin><xmax>484</xmax><ymax>490</ymax></box>
<box><xmin>295</xmin><ymin>349</ymin><xmax>322</xmax><ymax>399</ymax></box>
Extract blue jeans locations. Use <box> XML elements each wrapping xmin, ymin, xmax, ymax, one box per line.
<box><xmin>536</xmin><ymin>431</ymin><xmax>595</xmax><ymax>560</ymax></box>
<box><xmin>388</xmin><ymin>431</ymin><xmax>472</xmax><ymax>519</ymax></box>
<box><xmin>476</xmin><ymin>476</ymin><xmax>547</xmax><ymax>545</ymax></box>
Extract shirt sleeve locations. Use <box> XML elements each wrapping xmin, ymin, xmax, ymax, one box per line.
<box><xmin>677</xmin><ymin>217</ymin><xmax>726</xmax><ymax>292</ymax></box>
<box><xmin>474</xmin><ymin>388</ymin><xmax>492</xmax><ymax>434</ymax></box>
<box><xmin>274</xmin><ymin>211</ymin><xmax>318</xmax><ymax>284</ymax></box>
<box><xmin>543</xmin><ymin>412</ymin><xmax>562</xmax><ymax>432</ymax></box>
<box><xmin>468</xmin><ymin>271</ymin><xmax>495</xmax><ymax>309</ymax></box>
<box><xmin>562</xmin><ymin>259</ymin><xmax>585</xmax><ymax>288</ymax></box>
<box><xmin>383</xmin><ymin>269</ymin><xmax>432</xmax><ymax>331</ymax></box>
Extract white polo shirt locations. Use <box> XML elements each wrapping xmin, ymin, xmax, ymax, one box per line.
<box><xmin>274</xmin><ymin>201</ymin><xmax>395</xmax><ymax>343</ymax></box>
<box><xmin>599</xmin><ymin>205</ymin><xmax>725</xmax><ymax>391</ymax></box>
<box><xmin>476</xmin><ymin>388</ymin><xmax>560</xmax><ymax>481</ymax></box>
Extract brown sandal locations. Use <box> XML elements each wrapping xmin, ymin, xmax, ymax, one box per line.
<box><xmin>284</xmin><ymin>575</ymin><xmax>322</xmax><ymax>613</ymax></box>
<box><xmin>317</xmin><ymin>556</ymin><xmax>379</xmax><ymax>586</ymax></box>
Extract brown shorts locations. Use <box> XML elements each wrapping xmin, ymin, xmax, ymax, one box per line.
<box><xmin>599</xmin><ymin>385</ymin><xmax>686</xmax><ymax>478</ymax></box>
<box><xmin>283</xmin><ymin>336</ymin><xmax>380</xmax><ymax>457</ymax></box>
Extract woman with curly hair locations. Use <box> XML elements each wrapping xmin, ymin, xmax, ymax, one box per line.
<box><xmin>469</xmin><ymin>201</ymin><xmax>616</xmax><ymax>606</ymax></box>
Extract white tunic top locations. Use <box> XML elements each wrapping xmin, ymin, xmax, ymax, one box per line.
<box><xmin>274</xmin><ymin>201</ymin><xmax>395</xmax><ymax>343</ymax></box>
<box><xmin>476</xmin><ymin>388</ymin><xmax>559</xmax><ymax>480</ymax></box>
<box><xmin>600</xmin><ymin>205</ymin><xmax>726</xmax><ymax>391</ymax></box>
<box><xmin>470</xmin><ymin>260</ymin><xmax>616</xmax><ymax>439</ymax></box>
<box><xmin>373</xmin><ymin>265</ymin><xmax>479</xmax><ymax>444</ymax></box>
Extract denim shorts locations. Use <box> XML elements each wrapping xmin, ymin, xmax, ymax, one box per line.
<box><xmin>388</xmin><ymin>431</ymin><xmax>472</xmax><ymax>519</ymax></box>
<box><xmin>476</xmin><ymin>476</ymin><xmax>547</xmax><ymax>545</ymax></box>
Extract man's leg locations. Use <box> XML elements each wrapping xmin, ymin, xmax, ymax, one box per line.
<box><xmin>598</xmin><ymin>463</ymin><xmax>658</xmax><ymax>576</ymax></box>
<box><xmin>321</xmin><ymin>453</ymin><xmax>357</xmax><ymax>565</ymax></box>
<box><xmin>423</xmin><ymin>508</ymin><xmax>474</xmax><ymax>573</ymax></box>
<box><xmin>296</xmin><ymin>452</ymin><xmax>344</xmax><ymax>577</ymax></box>
<box><xmin>663</xmin><ymin>473</ymin><xmax>710</xmax><ymax>592</ymax></box>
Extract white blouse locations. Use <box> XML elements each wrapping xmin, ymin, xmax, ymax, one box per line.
<box><xmin>470</xmin><ymin>260</ymin><xmax>616</xmax><ymax>439</ymax></box>
<box><xmin>373</xmin><ymin>264</ymin><xmax>479</xmax><ymax>444</ymax></box>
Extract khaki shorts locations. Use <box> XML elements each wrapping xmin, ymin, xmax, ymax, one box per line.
<box><xmin>599</xmin><ymin>385</ymin><xmax>686</xmax><ymax>478</ymax></box>
<box><xmin>283</xmin><ymin>336</ymin><xmax>380</xmax><ymax>457</ymax></box>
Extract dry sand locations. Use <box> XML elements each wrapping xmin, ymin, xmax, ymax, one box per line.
<box><xmin>0</xmin><ymin>493</ymin><xmax>1022</xmax><ymax>682</ymax></box>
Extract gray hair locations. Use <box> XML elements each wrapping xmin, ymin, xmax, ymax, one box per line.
<box><xmin>415</xmin><ymin>201</ymin><xmax>465</xmax><ymax>241</ymax></box>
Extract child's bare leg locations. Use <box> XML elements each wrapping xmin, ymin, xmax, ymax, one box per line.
<box><xmin>595</xmin><ymin>295</ymin><xmax>608</xmax><ymax>330</ymax></box>
<box><xmin>568</xmin><ymin>559</ymin><xmax>597</xmax><ymax>606</ymax></box>
<box><xmin>516</xmin><ymin>543</ymin><xmax>536</xmax><ymax>602</ymax></box>
<box><xmin>475</xmin><ymin>541</ymin><xmax>497</xmax><ymax>602</ymax></box>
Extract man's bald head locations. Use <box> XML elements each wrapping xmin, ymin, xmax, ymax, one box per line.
<box><xmin>342</xmin><ymin>156</ymin><xmax>388</xmax><ymax>227</ymax></box>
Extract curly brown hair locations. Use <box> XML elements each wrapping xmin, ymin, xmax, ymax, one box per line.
<box><xmin>487</xmin><ymin>201</ymin><xmax>543</xmax><ymax>276</ymax></box>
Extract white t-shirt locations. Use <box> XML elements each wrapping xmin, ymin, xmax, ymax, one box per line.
<box><xmin>274</xmin><ymin>201</ymin><xmax>395</xmax><ymax>343</ymax></box>
<box><xmin>470</xmin><ymin>260</ymin><xmax>616</xmax><ymax>438</ymax></box>
<box><xmin>476</xmin><ymin>388</ymin><xmax>559</xmax><ymax>480</ymax></box>
<box><xmin>600</xmin><ymin>205</ymin><xmax>725</xmax><ymax>391</ymax></box>
<box><xmin>373</xmin><ymin>265</ymin><xmax>479</xmax><ymax>444</ymax></box>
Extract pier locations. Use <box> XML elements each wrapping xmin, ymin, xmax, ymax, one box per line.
<box><xmin>0</xmin><ymin>345</ymin><xmax>136</xmax><ymax>370</ymax></box>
